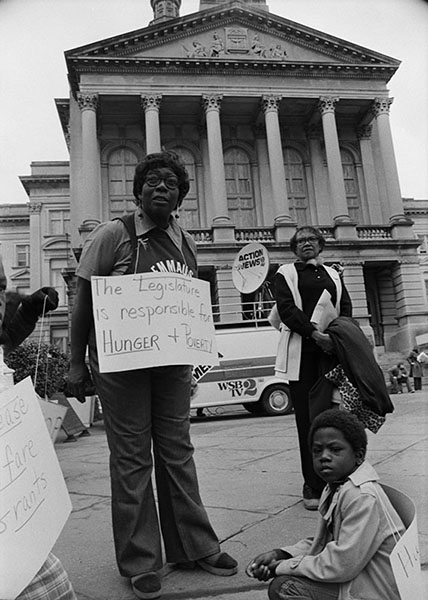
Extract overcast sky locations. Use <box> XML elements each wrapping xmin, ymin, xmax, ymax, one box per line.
<box><xmin>1</xmin><ymin>0</ymin><xmax>427</xmax><ymax>204</ymax></box>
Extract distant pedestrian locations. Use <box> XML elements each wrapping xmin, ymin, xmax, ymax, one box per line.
<box><xmin>246</xmin><ymin>409</ymin><xmax>405</xmax><ymax>600</ymax></box>
<box><xmin>389</xmin><ymin>363</ymin><xmax>414</xmax><ymax>393</ymax></box>
<box><xmin>407</xmin><ymin>348</ymin><xmax>423</xmax><ymax>391</ymax></box>
<box><xmin>397</xmin><ymin>362</ymin><xmax>414</xmax><ymax>393</ymax></box>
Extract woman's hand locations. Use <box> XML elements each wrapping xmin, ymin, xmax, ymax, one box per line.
<box><xmin>311</xmin><ymin>330</ymin><xmax>334</xmax><ymax>353</ymax></box>
<box><xmin>65</xmin><ymin>363</ymin><xmax>94</xmax><ymax>403</ymax></box>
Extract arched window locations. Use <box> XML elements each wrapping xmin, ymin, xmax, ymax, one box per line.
<box><xmin>108</xmin><ymin>147</ymin><xmax>138</xmax><ymax>218</ymax></box>
<box><xmin>172</xmin><ymin>147</ymin><xmax>200</xmax><ymax>229</ymax></box>
<box><xmin>224</xmin><ymin>147</ymin><xmax>255</xmax><ymax>227</ymax></box>
<box><xmin>341</xmin><ymin>148</ymin><xmax>361</xmax><ymax>222</ymax></box>
<box><xmin>283</xmin><ymin>147</ymin><xmax>308</xmax><ymax>226</ymax></box>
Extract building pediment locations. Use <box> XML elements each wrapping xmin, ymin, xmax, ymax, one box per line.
<box><xmin>66</xmin><ymin>3</ymin><xmax>399</xmax><ymax>89</ymax></box>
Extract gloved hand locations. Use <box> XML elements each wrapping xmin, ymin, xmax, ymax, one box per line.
<box><xmin>22</xmin><ymin>287</ymin><xmax>59</xmax><ymax>316</ymax></box>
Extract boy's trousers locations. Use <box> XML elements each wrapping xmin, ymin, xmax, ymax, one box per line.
<box><xmin>90</xmin><ymin>361</ymin><xmax>220</xmax><ymax>577</ymax></box>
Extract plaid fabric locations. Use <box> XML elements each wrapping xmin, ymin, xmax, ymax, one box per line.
<box><xmin>16</xmin><ymin>553</ymin><xmax>76</xmax><ymax>600</ymax></box>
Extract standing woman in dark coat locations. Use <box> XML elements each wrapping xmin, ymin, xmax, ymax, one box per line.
<box><xmin>407</xmin><ymin>348</ymin><xmax>423</xmax><ymax>391</ymax></box>
<box><xmin>274</xmin><ymin>226</ymin><xmax>352</xmax><ymax>510</ymax></box>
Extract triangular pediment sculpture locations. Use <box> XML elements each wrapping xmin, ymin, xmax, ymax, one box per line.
<box><xmin>65</xmin><ymin>3</ymin><xmax>399</xmax><ymax>78</ymax></box>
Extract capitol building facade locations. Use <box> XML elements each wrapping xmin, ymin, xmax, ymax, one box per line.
<box><xmin>1</xmin><ymin>0</ymin><xmax>427</xmax><ymax>354</ymax></box>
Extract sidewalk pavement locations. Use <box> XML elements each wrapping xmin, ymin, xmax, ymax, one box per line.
<box><xmin>53</xmin><ymin>391</ymin><xmax>428</xmax><ymax>599</ymax></box>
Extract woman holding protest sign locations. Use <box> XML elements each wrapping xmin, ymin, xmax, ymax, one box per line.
<box><xmin>66</xmin><ymin>151</ymin><xmax>236</xmax><ymax>600</ymax></box>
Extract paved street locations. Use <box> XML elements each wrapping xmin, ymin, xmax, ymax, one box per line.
<box><xmin>53</xmin><ymin>391</ymin><xmax>428</xmax><ymax>599</ymax></box>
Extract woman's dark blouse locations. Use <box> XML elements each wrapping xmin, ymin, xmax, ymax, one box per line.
<box><xmin>274</xmin><ymin>262</ymin><xmax>353</xmax><ymax>341</ymax></box>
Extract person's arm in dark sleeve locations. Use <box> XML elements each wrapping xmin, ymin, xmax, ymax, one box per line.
<box><xmin>274</xmin><ymin>271</ymin><xmax>315</xmax><ymax>339</ymax></box>
<box><xmin>339</xmin><ymin>281</ymin><xmax>353</xmax><ymax>317</ymax></box>
<box><xmin>2</xmin><ymin>287</ymin><xmax>59</xmax><ymax>356</ymax></box>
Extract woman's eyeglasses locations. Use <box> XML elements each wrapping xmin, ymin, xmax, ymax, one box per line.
<box><xmin>296</xmin><ymin>236</ymin><xmax>319</xmax><ymax>246</ymax></box>
<box><xmin>145</xmin><ymin>175</ymin><xmax>179</xmax><ymax>190</ymax></box>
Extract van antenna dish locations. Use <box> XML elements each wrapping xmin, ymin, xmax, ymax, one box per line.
<box><xmin>232</xmin><ymin>242</ymin><xmax>270</xmax><ymax>294</ymax></box>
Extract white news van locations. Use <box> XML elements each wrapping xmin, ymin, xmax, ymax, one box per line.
<box><xmin>191</xmin><ymin>306</ymin><xmax>292</xmax><ymax>417</ymax></box>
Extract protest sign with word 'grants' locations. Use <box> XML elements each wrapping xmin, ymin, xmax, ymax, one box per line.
<box><xmin>91</xmin><ymin>272</ymin><xmax>219</xmax><ymax>373</ymax></box>
<box><xmin>0</xmin><ymin>377</ymin><xmax>72</xmax><ymax>600</ymax></box>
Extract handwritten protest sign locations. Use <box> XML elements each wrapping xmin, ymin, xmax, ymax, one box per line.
<box><xmin>0</xmin><ymin>377</ymin><xmax>72</xmax><ymax>599</ymax></box>
<box><xmin>91</xmin><ymin>272</ymin><xmax>219</xmax><ymax>373</ymax></box>
<box><xmin>38</xmin><ymin>398</ymin><xmax>68</xmax><ymax>443</ymax></box>
<box><xmin>382</xmin><ymin>484</ymin><xmax>424</xmax><ymax>600</ymax></box>
<box><xmin>390</xmin><ymin>518</ymin><xmax>423</xmax><ymax>599</ymax></box>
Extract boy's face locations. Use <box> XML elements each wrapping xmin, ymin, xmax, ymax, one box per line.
<box><xmin>312</xmin><ymin>427</ymin><xmax>364</xmax><ymax>484</ymax></box>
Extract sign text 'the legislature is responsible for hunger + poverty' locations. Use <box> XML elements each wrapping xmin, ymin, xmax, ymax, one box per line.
<box><xmin>91</xmin><ymin>272</ymin><xmax>219</xmax><ymax>373</ymax></box>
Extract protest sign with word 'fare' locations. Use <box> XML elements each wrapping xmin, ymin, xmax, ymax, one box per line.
<box><xmin>0</xmin><ymin>377</ymin><xmax>72</xmax><ymax>599</ymax></box>
<box><xmin>91</xmin><ymin>272</ymin><xmax>219</xmax><ymax>373</ymax></box>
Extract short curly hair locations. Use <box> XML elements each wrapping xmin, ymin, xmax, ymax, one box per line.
<box><xmin>290</xmin><ymin>226</ymin><xmax>326</xmax><ymax>254</ymax></box>
<box><xmin>308</xmin><ymin>408</ymin><xmax>367</xmax><ymax>455</ymax></box>
<box><xmin>133</xmin><ymin>150</ymin><xmax>190</xmax><ymax>208</ymax></box>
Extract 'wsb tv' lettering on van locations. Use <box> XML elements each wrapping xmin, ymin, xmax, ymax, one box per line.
<box><xmin>190</xmin><ymin>324</ymin><xmax>292</xmax><ymax>416</ymax></box>
<box><xmin>217</xmin><ymin>379</ymin><xmax>258</xmax><ymax>398</ymax></box>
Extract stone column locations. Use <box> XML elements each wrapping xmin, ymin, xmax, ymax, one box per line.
<box><xmin>260</xmin><ymin>95</ymin><xmax>290</xmax><ymax>223</ymax></box>
<box><xmin>77</xmin><ymin>92</ymin><xmax>102</xmax><ymax>225</ymax></box>
<box><xmin>141</xmin><ymin>94</ymin><xmax>162</xmax><ymax>154</ymax></box>
<box><xmin>306</xmin><ymin>125</ymin><xmax>329</xmax><ymax>224</ymax></box>
<box><xmin>195</xmin><ymin>158</ymin><xmax>207</xmax><ymax>227</ymax></box>
<box><xmin>318</xmin><ymin>96</ymin><xmax>356</xmax><ymax>239</ymax></box>
<box><xmin>253</xmin><ymin>124</ymin><xmax>272</xmax><ymax>225</ymax></box>
<box><xmin>371</xmin><ymin>98</ymin><xmax>408</xmax><ymax>228</ymax></box>
<box><xmin>29</xmin><ymin>202</ymin><xmax>43</xmax><ymax>290</ymax></box>
<box><xmin>199</xmin><ymin>127</ymin><xmax>213</xmax><ymax>224</ymax></box>
<box><xmin>357</xmin><ymin>126</ymin><xmax>380</xmax><ymax>223</ymax></box>
<box><xmin>202</xmin><ymin>95</ymin><xmax>234</xmax><ymax>241</ymax></box>
<box><xmin>341</xmin><ymin>261</ymin><xmax>374</xmax><ymax>344</ymax></box>
<box><xmin>28</xmin><ymin>202</ymin><xmax>50</xmax><ymax>344</ymax></box>
<box><xmin>390</xmin><ymin>260</ymin><xmax>428</xmax><ymax>350</ymax></box>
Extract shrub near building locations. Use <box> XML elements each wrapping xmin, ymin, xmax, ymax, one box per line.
<box><xmin>6</xmin><ymin>341</ymin><xmax>68</xmax><ymax>399</ymax></box>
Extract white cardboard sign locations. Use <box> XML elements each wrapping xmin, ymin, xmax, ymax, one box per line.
<box><xmin>382</xmin><ymin>484</ymin><xmax>424</xmax><ymax>600</ymax></box>
<box><xmin>0</xmin><ymin>377</ymin><xmax>72</xmax><ymax>599</ymax></box>
<box><xmin>390</xmin><ymin>515</ymin><xmax>423</xmax><ymax>599</ymax></box>
<box><xmin>38</xmin><ymin>399</ymin><xmax>68</xmax><ymax>443</ymax></box>
<box><xmin>91</xmin><ymin>272</ymin><xmax>219</xmax><ymax>373</ymax></box>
